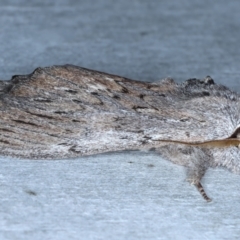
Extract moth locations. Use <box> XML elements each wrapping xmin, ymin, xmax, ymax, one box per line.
<box><xmin>1</xmin><ymin>64</ymin><xmax>240</xmax><ymax>201</ymax></box>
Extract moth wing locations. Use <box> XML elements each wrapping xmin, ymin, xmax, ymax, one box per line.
<box><xmin>0</xmin><ymin>65</ymin><xmax>239</xmax><ymax>159</ymax></box>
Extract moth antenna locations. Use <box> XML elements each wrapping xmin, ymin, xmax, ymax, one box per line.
<box><xmin>194</xmin><ymin>182</ymin><xmax>212</xmax><ymax>202</ymax></box>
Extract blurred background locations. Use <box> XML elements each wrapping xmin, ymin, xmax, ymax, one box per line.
<box><xmin>1</xmin><ymin>1</ymin><xmax>240</xmax><ymax>239</ymax></box>
<box><xmin>1</xmin><ymin>0</ymin><xmax>240</xmax><ymax>89</ymax></box>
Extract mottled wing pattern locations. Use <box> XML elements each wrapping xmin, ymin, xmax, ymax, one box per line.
<box><xmin>0</xmin><ymin>64</ymin><xmax>239</xmax><ymax>159</ymax></box>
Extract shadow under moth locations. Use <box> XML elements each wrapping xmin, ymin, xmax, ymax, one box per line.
<box><xmin>1</xmin><ymin>64</ymin><xmax>240</xmax><ymax>201</ymax></box>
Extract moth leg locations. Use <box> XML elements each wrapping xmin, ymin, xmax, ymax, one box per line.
<box><xmin>186</xmin><ymin>167</ymin><xmax>212</xmax><ymax>202</ymax></box>
<box><xmin>194</xmin><ymin>182</ymin><xmax>212</xmax><ymax>202</ymax></box>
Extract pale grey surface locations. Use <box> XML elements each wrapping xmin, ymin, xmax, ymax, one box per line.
<box><xmin>1</xmin><ymin>0</ymin><xmax>240</xmax><ymax>239</ymax></box>
<box><xmin>1</xmin><ymin>152</ymin><xmax>240</xmax><ymax>240</ymax></box>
